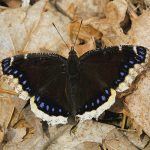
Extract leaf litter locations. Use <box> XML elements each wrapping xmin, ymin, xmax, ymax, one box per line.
<box><xmin>0</xmin><ymin>0</ymin><xmax>150</xmax><ymax>149</ymax></box>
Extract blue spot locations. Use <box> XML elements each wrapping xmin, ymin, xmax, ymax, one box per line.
<box><xmin>138</xmin><ymin>47</ymin><xmax>146</xmax><ymax>53</ymax></box>
<box><xmin>120</xmin><ymin>72</ymin><xmax>125</xmax><ymax>77</ymax></box>
<box><xmin>138</xmin><ymin>50</ymin><xmax>145</xmax><ymax>55</ymax></box>
<box><xmin>105</xmin><ymin>89</ymin><xmax>109</xmax><ymax>95</ymax></box>
<box><xmin>96</xmin><ymin>99</ymin><xmax>100</xmax><ymax>104</ymax></box>
<box><xmin>124</xmin><ymin>64</ymin><xmax>128</xmax><ymax>69</ymax></box>
<box><xmin>22</xmin><ymin>80</ymin><xmax>27</xmax><ymax>85</ymax></box>
<box><xmin>26</xmin><ymin>87</ymin><xmax>31</xmax><ymax>92</ymax></box>
<box><xmin>59</xmin><ymin>108</ymin><xmax>62</xmax><ymax>113</ymax></box>
<box><xmin>101</xmin><ymin>95</ymin><xmax>106</xmax><ymax>101</ymax></box>
<box><xmin>91</xmin><ymin>102</ymin><xmax>94</xmax><ymax>106</ymax></box>
<box><xmin>40</xmin><ymin>102</ymin><xmax>44</xmax><ymax>108</ymax></box>
<box><xmin>4</xmin><ymin>66</ymin><xmax>10</xmax><ymax>72</ymax></box>
<box><xmin>129</xmin><ymin>60</ymin><xmax>135</xmax><ymax>65</ymax></box>
<box><xmin>36</xmin><ymin>96</ymin><xmax>40</xmax><ymax>102</ymax></box>
<box><xmin>13</xmin><ymin>70</ymin><xmax>18</xmax><ymax>74</ymax></box>
<box><xmin>46</xmin><ymin>105</ymin><xmax>49</xmax><ymax>111</ymax></box>
<box><xmin>115</xmin><ymin>79</ymin><xmax>121</xmax><ymax>85</ymax></box>
<box><xmin>19</xmin><ymin>74</ymin><xmax>23</xmax><ymax>78</ymax></box>
<box><xmin>52</xmin><ymin>107</ymin><xmax>55</xmax><ymax>112</ymax></box>
<box><xmin>3</xmin><ymin>62</ymin><xmax>9</xmax><ymax>67</ymax></box>
<box><xmin>85</xmin><ymin>105</ymin><xmax>88</xmax><ymax>109</ymax></box>
<box><xmin>138</xmin><ymin>55</ymin><xmax>144</xmax><ymax>60</ymax></box>
<box><xmin>135</xmin><ymin>56</ymin><xmax>142</xmax><ymax>63</ymax></box>
<box><xmin>7</xmin><ymin>68</ymin><xmax>12</xmax><ymax>73</ymax></box>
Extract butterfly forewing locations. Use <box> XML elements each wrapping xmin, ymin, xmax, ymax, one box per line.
<box><xmin>1</xmin><ymin>53</ymin><xmax>70</xmax><ymax>125</ymax></box>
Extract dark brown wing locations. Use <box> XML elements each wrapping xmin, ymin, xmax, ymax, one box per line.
<box><xmin>76</xmin><ymin>45</ymin><xmax>148</xmax><ymax>120</ymax></box>
<box><xmin>1</xmin><ymin>53</ymin><xmax>70</xmax><ymax>123</ymax></box>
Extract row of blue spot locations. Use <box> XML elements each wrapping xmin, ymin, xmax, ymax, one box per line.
<box><xmin>36</xmin><ymin>88</ymin><xmax>110</xmax><ymax>115</ymax></box>
<box><xmin>2</xmin><ymin>59</ymin><xmax>31</xmax><ymax>93</ymax></box>
<box><xmin>79</xmin><ymin>89</ymin><xmax>111</xmax><ymax>114</ymax></box>
<box><xmin>2</xmin><ymin>58</ymin><xmax>67</xmax><ymax>116</ymax></box>
<box><xmin>114</xmin><ymin>47</ymin><xmax>146</xmax><ymax>86</ymax></box>
<box><xmin>136</xmin><ymin>47</ymin><xmax>146</xmax><ymax>62</ymax></box>
<box><xmin>35</xmin><ymin>96</ymin><xmax>65</xmax><ymax>115</ymax></box>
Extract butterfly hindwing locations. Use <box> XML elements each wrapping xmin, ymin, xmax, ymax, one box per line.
<box><xmin>1</xmin><ymin>53</ymin><xmax>70</xmax><ymax>125</ymax></box>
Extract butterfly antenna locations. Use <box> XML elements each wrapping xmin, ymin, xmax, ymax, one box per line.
<box><xmin>73</xmin><ymin>19</ymin><xmax>83</xmax><ymax>48</ymax></box>
<box><xmin>52</xmin><ymin>23</ymin><xmax>70</xmax><ymax>50</ymax></box>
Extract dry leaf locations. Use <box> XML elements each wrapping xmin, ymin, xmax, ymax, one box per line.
<box><xmin>73</xmin><ymin>142</ymin><xmax>100</xmax><ymax>150</ymax></box>
<box><xmin>46</xmin><ymin>121</ymin><xmax>115</xmax><ymax>150</ymax></box>
<box><xmin>68</xmin><ymin>20</ymin><xmax>102</xmax><ymax>42</ymax></box>
<box><xmin>128</xmin><ymin>11</ymin><xmax>150</xmax><ymax>48</ymax></box>
<box><xmin>0</xmin><ymin>0</ymin><xmax>70</xmax><ymax>59</ymax></box>
<box><xmin>0</xmin><ymin>0</ymin><xmax>150</xmax><ymax>149</ymax></box>
<box><xmin>124</xmin><ymin>130</ymin><xmax>149</xmax><ymax>149</ymax></box>
<box><xmin>104</xmin><ymin>129</ymin><xmax>138</xmax><ymax>150</ymax></box>
<box><xmin>84</xmin><ymin>0</ymin><xmax>130</xmax><ymax>46</ymax></box>
<box><xmin>0</xmin><ymin>128</ymin><xmax>4</xmax><ymax>143</ymax></box>
<box><xmin>5</xmin><ymin>128</ymin><xmax>26</xmax><ymax>143</ymax></box>
<box><xmin>0</xmin><ymin>97</ymin><xmax>14</xmax><ymax>129</ymax></box>
<box><xmin>54</xmin><ymin>0</ymin><xmax>109</xmax><ymax>19</ymax></box>
<box><xmin>125</xmin><ymin>71</ymin><xmax>150</xmax><ymax>136</ymax></box>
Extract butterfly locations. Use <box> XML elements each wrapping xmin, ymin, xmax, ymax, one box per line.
<box><xmin>0</xmin><ymin>45</ymin><xmax>149</xmax><ymax>125</ymax></box>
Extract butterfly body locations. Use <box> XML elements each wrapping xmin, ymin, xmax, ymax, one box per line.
<box><xmin>66</xmin><ymin>47</ymin><xmax>80</xmax><ymax>120</ymax></box>
<box><xmin>0</xmin><ymin>45</ymin><xmax>149</xmax><ymax>125</ymax></box>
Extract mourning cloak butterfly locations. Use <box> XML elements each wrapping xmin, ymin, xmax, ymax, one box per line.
<box><xmin>0</xmin><ymin>45</ymin><xmax>149</xmax><ymax>125</ymax></box>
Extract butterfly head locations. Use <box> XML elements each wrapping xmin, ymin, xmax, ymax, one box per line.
<box><xmin>69</xmin><ymin>46</ymin><xmax>77</xmax><ymax>55</ymax></box>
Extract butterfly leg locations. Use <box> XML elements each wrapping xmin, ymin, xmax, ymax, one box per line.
<box><xmin>70</xmin><ymin>117</ymin><xmax>80</xmax><ymax>135</ymax></box>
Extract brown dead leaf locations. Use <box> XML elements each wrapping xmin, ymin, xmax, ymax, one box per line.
<box><xmin>104</xmin><ymin>129</ymin><xmax>138</xmax><ymax>150</ymax></box>
<box><xmin>54</xmin><ymin>0</ymin><xmax>109</xmax><ymax>19</ymax></box>
<box><xmin>0</xmin><ymin>0</ymin><xmax>70</xmax><ymax>59</ymax></box>
<box><xmin>128</xmin><ymin>11</ymin><xmax>150</xmax><ymax>48</ymax></box>
<box><xmin>6</xmin><ymin>0</ymin><xmax>21</xmax><ymax>8</ymax></box>
<box><xmin>0</xmin><ymin>96</ymin><xmax>14</xmax><ymax>129</ymax></box>
<box><xmin>46</xmin><ymin>121</ymin><xmax>115</xmax><ymax>150</ymax></box>
<box><xmin>0</xmin><ymin>87</ymin><xmax>16</xmax><ymax>96</ymax></box>
<box><xmin>6</xmin><ymin>128</ymin><xmax>26</xmax><ymax>143</ymax></box>
<box><xmin>0</xmin><ymin>0</ymin><xmax>150</xmax><ymax>149</ymax></box>
<box><xmin>82</xmin><ymin>0</ymin><xmax>131</xmax><ymax>46</ymax></box>
<box><xmin>125</xmin><ymin>71</ymin><xmax>150</xmax><ymax>136</ymax></box>
<box><xmin>0</xmin><ymin>127</ymin><xmax>4</xmax><ymax>143</ymax></box>
<box><xmin>124</xmin><ymin>130</ymin><xmax>149</xmax><ymax>149</ymax></box>
<box><xmin>68</xmin><ymin>20</ymin><xmax>102</xmax><ymax>43</ymax></box>
<box><xmin>144</xmin><ymin>142</ymin><xmax>150</xmax><ymax>150</ymax></box>
<box><xmin>74</xmin><ymin>142</ymin><xmax>100</xmax><ymax>150</ymax></box>
<box><xmin>74</xmin><ymin>38</ymin><xmax>96</xmax><ymax>56</ymax></box>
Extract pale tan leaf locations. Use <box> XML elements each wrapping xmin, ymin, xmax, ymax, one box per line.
<box><xmin>83</xmin><ymin>0</ymin><xmax>130</xmax><ymax>46</ymax></box>
<box><xmin>104</xmin><ymin>129</ymin><xmax>138</xmax><ymax>150</ymax></box>
<box><xmin>125</xmin><ymin>71</ymin><xmax>150</xmax><ymax>136</ymax></box>
<box><xmin>128</xmin><ymin>11</ymin><xmax>150</xmax><ymax>48</ymax></box>
<box><xmin>0</xmin><ymin>97</ymin><xmax>14</xmax><ymax>129</ymax></box>
<box><xmin>6</xmin><ymin>128</ymin><xmax>26</xmax><ymax>143</ymax></box>
<box><xmin>54</xmin><ymin>0</ymin><xmax>109</xmax><ymax>19</ymax></box>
